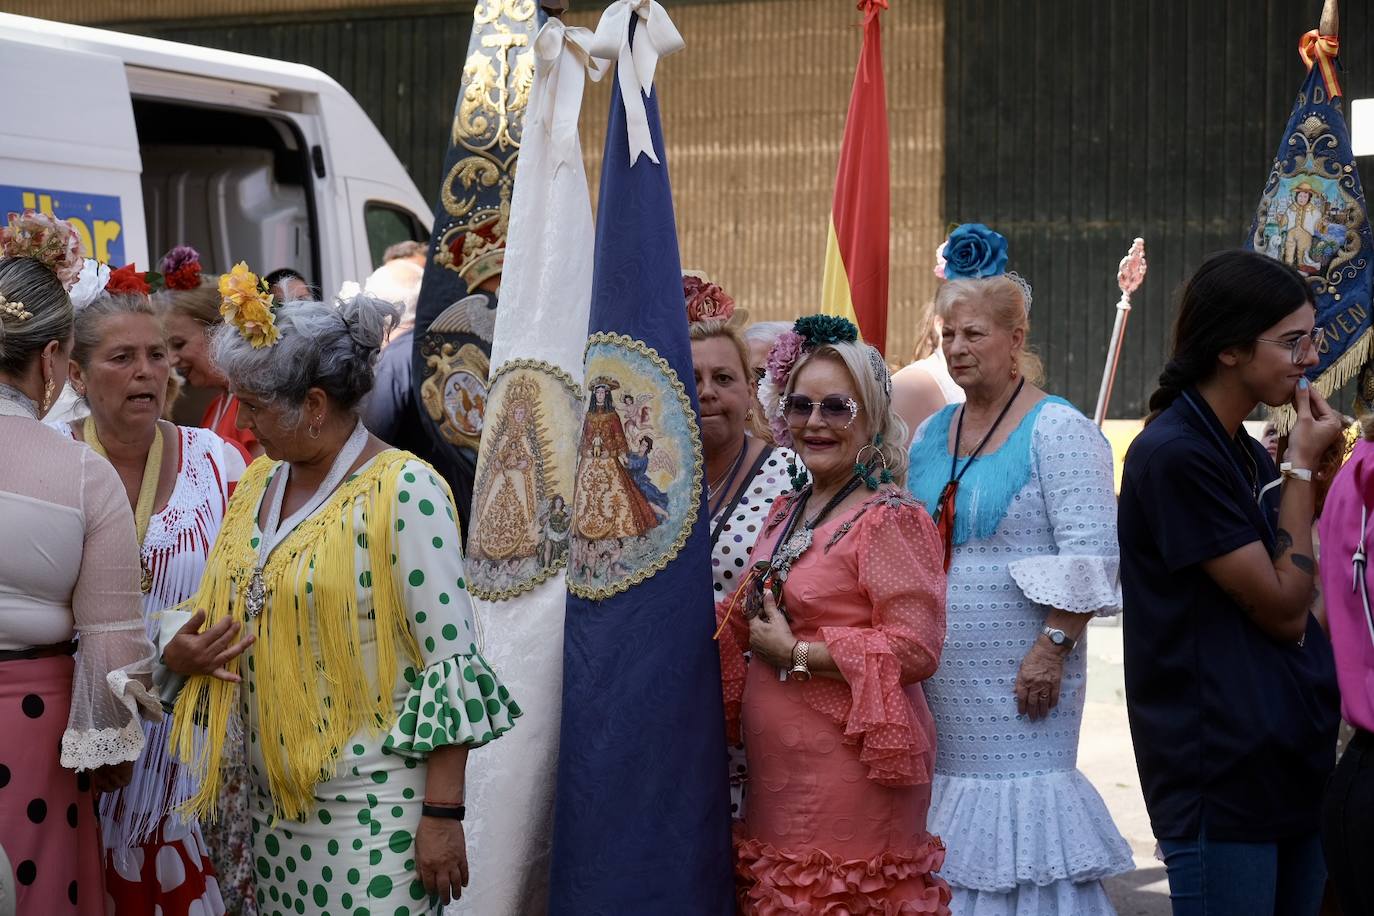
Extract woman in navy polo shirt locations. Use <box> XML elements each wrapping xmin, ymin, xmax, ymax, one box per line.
<box><xmin>1119</xmin><ymin>250</ymin><xmax>1343</xmax><ymax>915</ymax></box>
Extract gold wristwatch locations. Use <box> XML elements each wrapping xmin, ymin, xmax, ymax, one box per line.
<box><xmin>788</xmin><ymin>640</ymin><xmax>812</xmax><ymax>681</ymax></box>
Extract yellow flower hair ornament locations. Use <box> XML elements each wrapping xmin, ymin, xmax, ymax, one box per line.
<box><xmin>218</xmin><ymin>262</ymin><xmax>280</xmax><ymax>349</ymax></box>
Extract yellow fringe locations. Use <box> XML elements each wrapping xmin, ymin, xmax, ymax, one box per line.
<box><xmin>169</xmin><ymin>451</ymin><xmax>424</xmax><ymax>823</ymax></box>
<box><xmin>1271</xmin><ymin>330</ymin><xmax>1373</xmax><ymax>435</ymax></box>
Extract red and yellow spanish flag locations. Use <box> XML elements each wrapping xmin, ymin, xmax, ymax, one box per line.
<box><xmin>821</xmin><ymin>0</ymin><xmax>891</xmax><ymax>354</ymax></box>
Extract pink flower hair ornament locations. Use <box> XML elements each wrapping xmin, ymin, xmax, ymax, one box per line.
<box><xmin>0</xmin><ymin>210</ymin><xmax>84</xmax><ymax>291</ymax></box>
<box><xmin>682</xmin><ymin>270</ymin><xmax>737</xmax><ymax>323</ymax></box>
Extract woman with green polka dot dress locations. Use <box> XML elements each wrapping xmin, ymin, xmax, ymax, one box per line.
<box><xmin>158</xmin><ymin>290</ymin><xmax>520</xmax><ymax>916</ymax></box>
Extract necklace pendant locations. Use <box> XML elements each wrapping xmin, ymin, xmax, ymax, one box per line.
<box><xmin>245</xmin><ymin>569</ymin><xmax>267</xmax><ymax>618</ymax></box>
<box><xmin>139</xmin><ymin>558</ymin><xmax>153</xmax><ymax>595</ymax></box>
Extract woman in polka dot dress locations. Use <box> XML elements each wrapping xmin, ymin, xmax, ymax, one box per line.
<box><xmin>717</xmin><ymin>328</ymin><xmax>951</xmax><ymax>913</ymax></box>
<box><xmin>158</xmin><ymin>292</ymin><xmax>520</xmax><ymax>916</ymax></box>
<box><xmin>58</xmin><ymin>287</ymin><xmax>246</xmax><ymax>916</ymax></box>
<box><xmin>685</xmin><ymin>276</ymin><xmax>794</xmax><ymax>820</ymax></box>
<box><xmin>0</xmin><ymin>221</ymin><xmax>162</xmax><ymax>915</ymax></box>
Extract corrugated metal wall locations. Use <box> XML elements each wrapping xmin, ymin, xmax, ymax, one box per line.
<box><xmin>945</xmin><ymin>0</ymin><xmax>1374</xmax><ymax>417</ymax></box>
<box><xmin>112</xmin><ymin>0</ymin><xmax>944</xmax><ymax>363</ymax></box>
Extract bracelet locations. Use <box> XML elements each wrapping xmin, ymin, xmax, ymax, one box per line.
<box><xmin>421</xmin><ymin>803</ymin><xmax>465</xmax><ymax>820</ymax></box>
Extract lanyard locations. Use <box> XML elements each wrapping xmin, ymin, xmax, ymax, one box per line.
<box><xmin>255</xmin><ymin>420</ymin><xmax>370</xmax><ymax>568</ymax></box>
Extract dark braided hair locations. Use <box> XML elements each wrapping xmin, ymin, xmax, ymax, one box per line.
<box><xmin>1145</xmin><ymin>250</ymin><xmax>1311</xmax><ymax>425</ymax></box>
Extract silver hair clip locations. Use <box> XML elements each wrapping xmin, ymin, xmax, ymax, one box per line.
<box><xmin>1006</xmin><ymin>271</ymin><xmax>1033</xmax><ymax>313</ymax></box>
<box><xmin>866</xmin><ymin>344</ymin><xmax>892</xmax><ymax>397</ymax></box>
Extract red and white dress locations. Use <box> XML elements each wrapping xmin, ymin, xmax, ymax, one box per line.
<box><xmin>59</xmin><ymin>424</ymin><xmax>247</xmax><ymax>915</ymax></box>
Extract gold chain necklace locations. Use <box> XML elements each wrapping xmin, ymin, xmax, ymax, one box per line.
<box><xmin>84</xmin><ymin>416</ymin><xmax>164</xmax><ymax>594</ymax></box>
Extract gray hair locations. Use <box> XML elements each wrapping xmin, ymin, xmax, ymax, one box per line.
<box><xmin>72</xmin><ymin>293</ymin><xmax>158</xmax><ymax>369</ymax></box>
<box><xmin>210</xmin><ymin>293</ymin><xmax>398</xmax><ymax>420</ymax></box>
<box><xmin>742</xmin><ymin>320</ymin><xmax>792</xmax><ymax>348</ymax></box>
<box><xmin>785</xmin><ymin>340</ymin><xmax>909</xmax><ymax>486</ymax></box>
<box><xmin>0</xmin><ymin>258</ymin><xmax>74</xmax><ymax>374</ymax></box>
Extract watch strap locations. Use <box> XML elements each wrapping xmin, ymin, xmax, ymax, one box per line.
<box><xmin>1040</xmin><ymin>625</ymin><xmax>1076</xmax><ymax>651</ymax></box>
<box><xmin>1280</xmin><ymin>462</ymin><xmax>1314</xmax><ymax>483</ymax></box>
<box><xmin>421</xmin><ymin>803</ymin><xmax>465</xmax><ymax>821</ymax></box>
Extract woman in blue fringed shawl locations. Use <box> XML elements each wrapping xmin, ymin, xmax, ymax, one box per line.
<box><xmin>906</xmin><ymin>225</ymin><xmax>1132</xmax><ymax>915</ymax></box>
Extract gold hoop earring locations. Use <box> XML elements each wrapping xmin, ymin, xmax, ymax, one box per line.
<box><xmin>308</xmin><ymin>419</ymin><xmax>322</xmax><ymax>440</ymax></box>
<box><xmin>853</xmin><ymin>438</ymin><xmax>893</xmax><ymax>491</ymax></box>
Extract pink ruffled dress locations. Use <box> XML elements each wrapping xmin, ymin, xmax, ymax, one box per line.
<box><xmin>718</xmin><ymin>489</ymin><xmax>952</xmax><ymax>914</ymax></box>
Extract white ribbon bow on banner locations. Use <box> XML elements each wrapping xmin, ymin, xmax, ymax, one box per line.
<box><xmin>532</xmin><ymin>19</ymin><xmax>609</xmax><ymax>172</ymax></box>
<box><xmin>589</xmin><ymin>0</ymin><xmax>686</xmax><ymax>166</ymax></box>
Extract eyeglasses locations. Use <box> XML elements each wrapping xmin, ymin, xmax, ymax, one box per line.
<box><xmin>1256</xmin><ymin>327</ymin><xmax>1325</xmax><ymax>365</ymax></box>
<box><xmin>782</xmin><ymin>394</ymin><xmax>861</xmax><ymax>429</ymax></box>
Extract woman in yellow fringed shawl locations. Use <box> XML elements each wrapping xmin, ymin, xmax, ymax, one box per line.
<box><xmin>158</xmin><ymin>286</ymin><xmax>521</xmax><ymax>914</ymax></box>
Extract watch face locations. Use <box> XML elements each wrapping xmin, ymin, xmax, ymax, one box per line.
<box><xmin>789</xmin><ymin>668</ymin><xmax>812</xmax><ymax>682</ymax></box>
<box><xmin>1047</xmin><ymin>629</ymin><xmax>1066</xmax><ymax>645</ymax></box>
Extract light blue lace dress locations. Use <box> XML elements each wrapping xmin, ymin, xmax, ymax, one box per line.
<box><xmin>907</xmin><ymin>397</ymin><xmax>1132</xmax><ymax>916</ymax></box>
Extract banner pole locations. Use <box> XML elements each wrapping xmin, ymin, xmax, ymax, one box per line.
<box><xmin>1093</xmin><ymin>238</ymin><xmax>1146</xmax><ymax>426</ymax></box>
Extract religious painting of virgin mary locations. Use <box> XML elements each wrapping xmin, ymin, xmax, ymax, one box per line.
<box><xmin>568</xmin><ymin>334</ymin><xmax>702</xmax><ymax>599</ymax></box>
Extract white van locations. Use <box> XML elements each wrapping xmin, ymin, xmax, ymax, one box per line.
<box><xmin>0</xmin><ymin>13</ymin><xmax>432</xmax><ymax>296</ymax></box>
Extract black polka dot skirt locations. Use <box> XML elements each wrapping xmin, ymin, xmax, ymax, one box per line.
<box><xmin>0</xmin><ymin>654</ymin><xmax>105</xmax><ymax>914</ymax></box>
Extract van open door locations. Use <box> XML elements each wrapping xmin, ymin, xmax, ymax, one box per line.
<box><xmin>0</xmin><ymin>36</ymin><xmax>148</xmax><ymax>267</ymax></box>
<box><xmin>345</xmin><ymin>177</ymin><xmax>429</xmax><ymax>275</ymax></box>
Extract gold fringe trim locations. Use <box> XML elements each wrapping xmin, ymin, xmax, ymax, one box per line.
<box><xmin>1271</xmin><ymin>330</ymin><xmax>1373</xmax><ymax>435</ymax></box>
<box><xmin>170</xmin><ymin>451</ymin><xmax>424</xmax><ymax>823</ymax></box>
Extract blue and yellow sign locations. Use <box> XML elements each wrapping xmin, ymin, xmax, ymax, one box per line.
<box><xmin>0</xmin><ymin>185</ymin><xmax>125</xmax><ymax>264</ymax></box>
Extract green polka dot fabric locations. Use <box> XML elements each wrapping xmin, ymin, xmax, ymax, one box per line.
<box><xmin>234</xmin><ymin>457</ymin><xmax>521</xmax><ymax>914</ymax></box>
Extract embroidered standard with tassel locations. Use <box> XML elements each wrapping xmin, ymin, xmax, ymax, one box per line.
<box><xmin>169</xmin><ymin>450</ymin><xmax>425</xmax><ymax>823</ymax></box>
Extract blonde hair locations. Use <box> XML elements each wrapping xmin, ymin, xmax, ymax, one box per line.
<box><xmin>689</xmin><ymin>314</ymin><xmax>771</xmax><ymax>440</ymax></box>
<box><xmin>153</xmin><ymin>280</ymin><xmax>221</xmax><ymax>327</ymax></box>
<box><xmin>933</xmin><ymin>275</ymin><xmax>1044</xmax><ymax>386</ymax></box>
<box><xmin>785</xmin><ymin>341</ymin><xmax>909</xmax><ymax>486</ymax></box>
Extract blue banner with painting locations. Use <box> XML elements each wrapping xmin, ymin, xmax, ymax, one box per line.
<box><xmin>1245</xmin><ymin>29</ymin><xmax>1372</xmax><ymax>403</ymax></box>
<box><xmin>548</xmin><ymin>8</ymin><xmax>733</xmax><ymax>914</ymax></box>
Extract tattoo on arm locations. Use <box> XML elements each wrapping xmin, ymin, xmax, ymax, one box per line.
<box><xmin>1272</xmin><ymin>528</ymin><xmax>1294</xmax><ymax>561</ymax></box>
<box><xmin>1291</xmin><ymin>553</ymin><xmax>1315</xmax><ymax>575</ymax></box>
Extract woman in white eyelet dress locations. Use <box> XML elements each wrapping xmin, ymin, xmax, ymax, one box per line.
<box><xmin>907</xmin><ymin>395</ymin><xmax>1133</xmax><ymax>915</ymax></box>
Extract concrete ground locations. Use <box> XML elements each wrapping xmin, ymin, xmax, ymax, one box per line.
<box><xmin>1081</xmin><ymin>620</ymin><xmax>1172</xmax><ymax>916</ymax></box>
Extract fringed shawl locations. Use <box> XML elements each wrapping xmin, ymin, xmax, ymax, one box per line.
<box><xmin>906</xmin><ymin>397</ymin><xmax>1066</xmax><ymax>547</ymax></box>
<box><xmin>170</xmin><ymin>450</ymin><xmax>423</xmax><ymax>822</ymax></box>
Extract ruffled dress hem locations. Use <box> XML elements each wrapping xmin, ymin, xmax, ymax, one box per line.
<box><xmin>928</xmin><ymin>769</ymin><xmax>1134</xmax><ymax>892</ymax></box>
<box><xmin>383</xmin><ymin>651</ymin><xmax>522</xmax><ymax>755</ymax></box>
<box><xmin>735</xmin><ymin>830</ymin><xmax>952</xmax><ymax>915</ymax></box>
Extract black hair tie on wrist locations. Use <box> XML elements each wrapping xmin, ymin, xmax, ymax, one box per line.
<box><xmin>421</xmin><ymin>803</ymin><xmax>465</xmax><ymax>821</ymax></box>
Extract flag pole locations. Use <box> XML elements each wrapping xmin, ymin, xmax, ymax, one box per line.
<box><xmin>1092</xmin><ymin>238</ymin><xmax>1147</xmax><ymax>426</ymax></box>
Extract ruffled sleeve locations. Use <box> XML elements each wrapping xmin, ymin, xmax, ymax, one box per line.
<box><xmin>383</xmin><ymin>460</ymin><xmax>521</xmax><ymax>755</ymax></box>
<box><xmin>1007</xmin><ymin>402</ymin><xmax>1122</xmax><ymax>616</ymax></box>
<box><xmin>815</xmin><ymin>495</ymin><xmax>946</xmax><ymax>786</ymax></box>
<box><xmin>63</xmin><ymin>449</ymin><xmax>162</xmax><ymax>771</ymax></box>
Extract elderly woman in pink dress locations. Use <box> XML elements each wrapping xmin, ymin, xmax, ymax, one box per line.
<box><xmin>716</xmin><ymin>316</ymin><xmax>950</xmax><ymax>914</ymax></box>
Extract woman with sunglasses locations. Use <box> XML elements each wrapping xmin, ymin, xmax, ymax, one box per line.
<box><xmin>1120</xmin><ymin>250</ymin><xmax>1342</xmax><ymax>915</ymax></box>
<box><xmin>718</xmin><ymin>316</ymin><xmax>950</xmax><ymax>913</ymax></box>
<box><xmin>906</xmin><ymin>225</ymin><xmax>1130</xmax><ymax>914</ymax></box>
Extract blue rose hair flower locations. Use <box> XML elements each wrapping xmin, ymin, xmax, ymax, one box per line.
<box><xmin>942</xmin><ymin>223</ymin><xmax>1009</xmax><ymax>279</ymax></box>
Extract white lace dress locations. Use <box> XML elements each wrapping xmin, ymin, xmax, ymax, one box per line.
<box><xmin>907</xmin><ymin>398</ymin><xmax>1132</xmax><ymax>916</ymax></box>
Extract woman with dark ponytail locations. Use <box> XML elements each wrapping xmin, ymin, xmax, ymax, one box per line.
<box><xmin>1120</xmin><ymin>250</ymin><xmax>1344</xmax><ymax>915</ymax></box>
